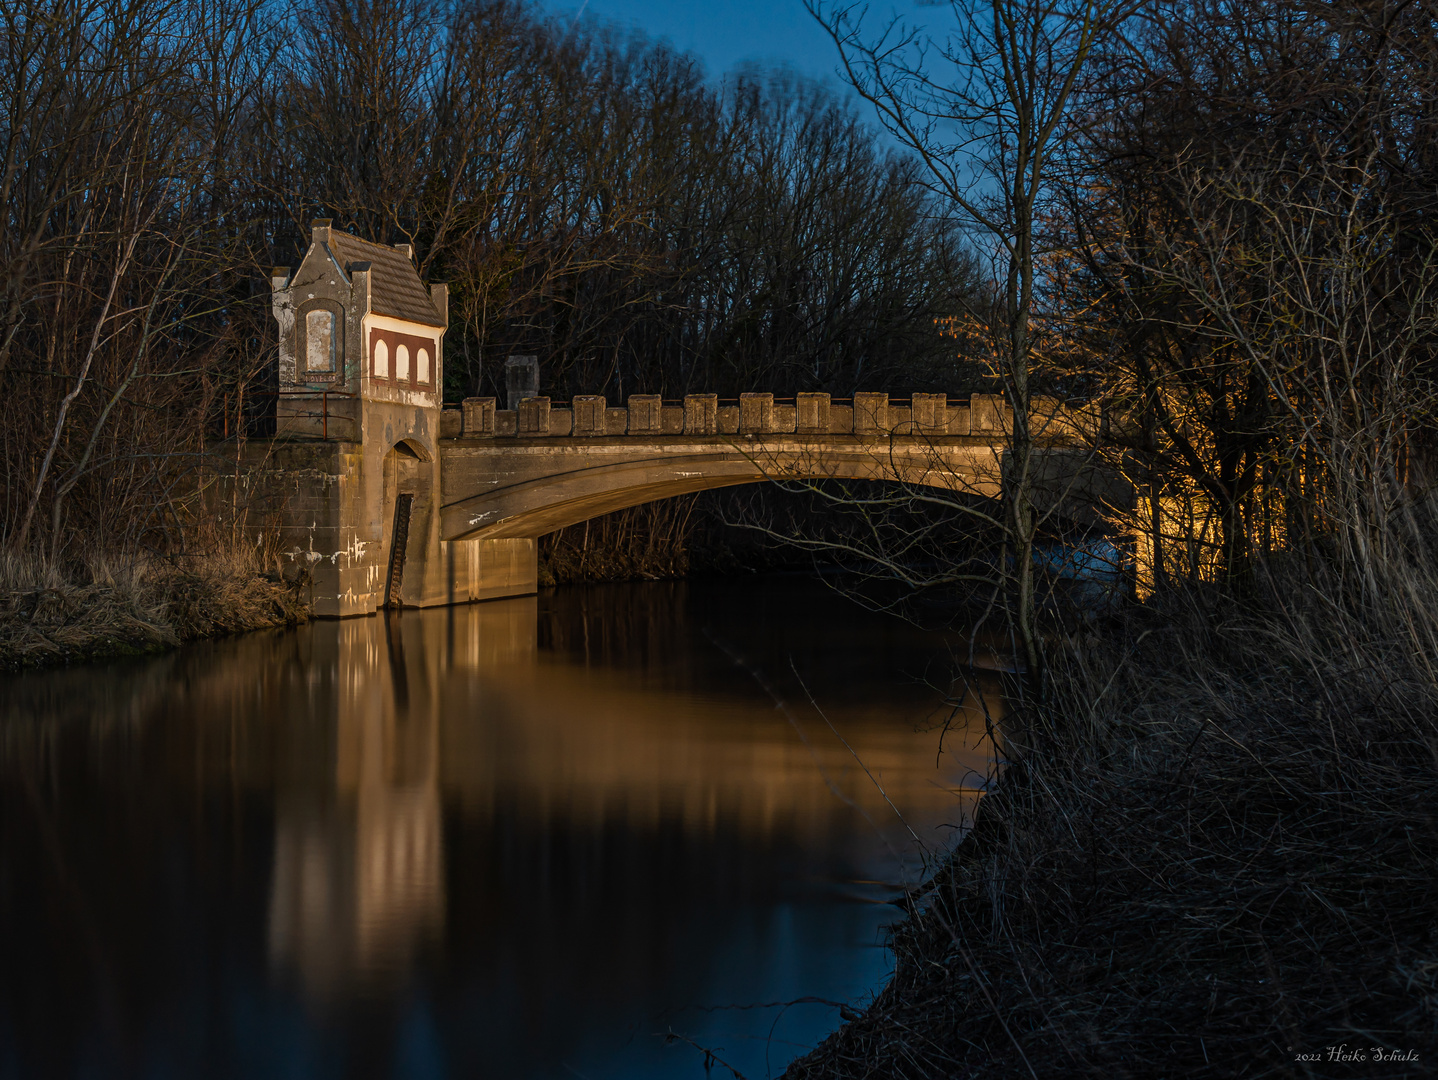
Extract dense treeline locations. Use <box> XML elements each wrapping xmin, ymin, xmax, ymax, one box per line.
<box><xmin>1060</xmin><ymin>0</ymin><xmax>1438</xmax><ymax>584</ymax></box>
<box><xmin>0</xmin><ymin>0</ymin><xmax>978</xmax><ymax>559</ymax></box>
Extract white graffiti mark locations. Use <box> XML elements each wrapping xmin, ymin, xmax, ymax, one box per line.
<box><xmin>283</xmin><ymin>546</ymin><xmax>326</xmax><ymax>565</ymax></box>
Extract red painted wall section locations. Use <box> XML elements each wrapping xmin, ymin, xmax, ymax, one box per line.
<box><xmin>369</xmin><ymin>327</ymin><xmax>438</xmax><ymax>389</ymax></box>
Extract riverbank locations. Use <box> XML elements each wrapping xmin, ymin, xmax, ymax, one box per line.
<box><xmin>0</xmin><ymin>551</ymin><xmax>308</xmax><ymax>671</ymax></box>
<box><xmin>786</xmin><ymin>560</ymin><xmax>1438</xmax><ymax>1078</ymax></box>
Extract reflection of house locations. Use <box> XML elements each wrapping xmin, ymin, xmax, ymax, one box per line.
<box><xmin>267</xmin><ymin>619</ymin><xmax>444</xmax><ymax>1003</ymax></box>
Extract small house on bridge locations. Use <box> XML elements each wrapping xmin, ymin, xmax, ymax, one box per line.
<box><xmin>272</xmin><ymin>219</ymin><xmax>448</xmax><ymax>438</ymax></box>
<box><xmin>262</xmin><ymin>220</ymin><xmax>463</xmax><ymax>614</ymax></box>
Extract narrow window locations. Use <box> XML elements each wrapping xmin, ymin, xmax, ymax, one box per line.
<box><xmin>374</xmin><ymin>338</ymin><xmax>389</xmax><ymax>379</ymax></box>
<box><xmin>306</xmin><ymin>309</ymin><xmax>335</xmax><ymax>373</ymax></box>
<box><xmin>417</xmin><ymin>347</ymin><xmax>430</xmax><ymax>384</ymax></box>
<box><xmin>396</xmin><ymin>343</ymin><xmax>410</xmax><ymax>382</ymax></box>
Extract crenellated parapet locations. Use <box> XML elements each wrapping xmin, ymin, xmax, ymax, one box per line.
<box><xmin>442</xmin><ymin>392</ymin><xmax>1100</xmax><ymax>441</ymax></box>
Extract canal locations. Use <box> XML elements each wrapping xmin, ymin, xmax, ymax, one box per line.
<box><xmin>0</xmin><ymin>576</ymin><xmax>1001</xmax><ymax>1079</ymax></box>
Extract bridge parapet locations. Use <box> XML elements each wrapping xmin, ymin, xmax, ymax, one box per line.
<box><xmin>444</xmin><ymin>392</ymin><xmax>1099</xmax><ymax>442</ymax></box>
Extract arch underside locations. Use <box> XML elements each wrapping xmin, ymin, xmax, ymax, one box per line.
<box><xmin>440</xmin><ymin>446</ymin><xmax>1006</xmax><ymax>541</ymax></box>
<box><xmin>390</xmin><ymin>436</ymin><xmax>434</xmax><ymax>462</ymax></box>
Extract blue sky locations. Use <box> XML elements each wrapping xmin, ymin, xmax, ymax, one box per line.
<box><xmin>540</xmin><ymin>0</ymin><xmax>855</xmax><ymax>91</ymax></box>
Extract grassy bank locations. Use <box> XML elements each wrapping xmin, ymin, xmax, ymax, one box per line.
<box><xmin>786</xmin><ymin>555</ymin><xmax>1438</xmax><ymax>1078</ymax></box>
<box><xmin>0</xmin><ymin>548</ymin><xmax>308</xmax><ymax>672</ymax></box>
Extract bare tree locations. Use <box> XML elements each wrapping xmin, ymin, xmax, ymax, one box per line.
<box><xmin>808</xmin><ymin>0</ymin><xmax>1125</xmax><ymax>690</ymax></box>
<box><xmin>1</xmin><ymin>0</ymin><xmax>276</xmax><ymax>556</ymax></box>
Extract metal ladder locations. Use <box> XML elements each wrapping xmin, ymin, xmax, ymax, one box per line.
<box><xmin>384</xmin><ymin>493</ymin><xmax>414</xmax><ymax>608</ymax></box>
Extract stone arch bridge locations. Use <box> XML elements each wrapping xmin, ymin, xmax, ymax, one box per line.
<box><xmin>236</xmin><ymin>390</ymin><xmax>1122</xmax><ymax>617</ymax></box>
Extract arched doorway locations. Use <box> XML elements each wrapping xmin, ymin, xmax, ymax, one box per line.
<box><xmin>381</xmin><ymin>439</ymin><xmax>433</xmax><ymax>608</ymax></box>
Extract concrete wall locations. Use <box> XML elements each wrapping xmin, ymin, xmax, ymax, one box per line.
<box><xmin>225</xmin><ymin>431</ymin><xmax>536</xmax><ymax>617</ymax></box>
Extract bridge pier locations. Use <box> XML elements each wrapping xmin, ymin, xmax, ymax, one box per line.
<box><xmin>443</xmin><ymin>537</ymin><xmax>538</xmax><ymax>605</ymax></box>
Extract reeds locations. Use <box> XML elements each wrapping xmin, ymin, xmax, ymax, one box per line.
<box><xmin>0</xmin><ymin>541</ymin><xmax>307</xmax><ymax>671</ymax></box>
<box><xmin>785</xmin><ymin>521</ymin><xmax>1438</xmax><ymax>1078</ymax></box>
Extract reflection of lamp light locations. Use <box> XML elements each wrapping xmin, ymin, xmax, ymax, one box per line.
<box><xmin>355</xmin><ymin>784</ymin><xmax>443</xmax><ymax>970</ymax></box>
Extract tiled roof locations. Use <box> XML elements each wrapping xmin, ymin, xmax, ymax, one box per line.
<box><xmin>327</xmin><ymin>231</ymin><xmax>446</xmax><ymax>328</ymax></box>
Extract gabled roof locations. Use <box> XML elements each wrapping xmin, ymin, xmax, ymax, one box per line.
<box><xmin>326</xmin><ymin>231</ymin><xmax>446</xmax><ymax>328</ymax></box>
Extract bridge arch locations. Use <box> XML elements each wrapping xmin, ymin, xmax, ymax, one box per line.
<box><xmin>390</xmin><ymin>436</ymin><xmax>433</xmax><ymax>462</ymax></box>
<box><xmin>439</xmin><ymin>442</ymin><xmax>1005</xmax><ymax>542</ymax></box>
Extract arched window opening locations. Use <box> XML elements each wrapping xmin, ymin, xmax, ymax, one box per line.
<box><xmin>306</xmin><ymin>309</ymin><xmax>335</xmax><ymax>373</ymax></box>
<box><xmin>396</xmin><ymin>343</ymin><xmax>411</xmax><ymax>382</ymax></box>
<box><xmin>374</xmin><ymin>338</ymin><xmax>390</xmax><ymax>379</ymax></box>
<box><xmin>417</xmin><ymin>347</ymin><xmax>430</xmax><ymax>384</ymax></box>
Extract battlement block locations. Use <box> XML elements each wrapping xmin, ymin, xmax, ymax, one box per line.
<box><xmin>573</xmin><ymin>395</ymin><xmax>606</xmax><ymax>436</ymax></box>
<box><xmin>739</xmin><ymin>393</ymin><xmax>773</xmax><ymax>434</ymax></box>
<box><xmin>684</xmin><ymin>394</ymin><xmax>718</xmax><ymax>434</ymax></box>
<box><xmin>911</xmin><ymin>393</ymin><xmax>948</xmax><ymax>433</ymax></box>
<box><xmin>518</xmin><ymin>397</ymin><xmax>551</xmax><ymax>435</ymax></box>
<box><xmin>854</xmin><ymin>392</ymin><xmax>888</xmax><ymax>434</ymax></box>
<box><xmin>463</xmin><ymin>397</ymin><xmax>496</xmax><ymax>437</ymax></box>
<box><xmin>628</xmin><ymin>395</ymin><xmax>662</xmax><ymax>434</ymax></box>
<box><xmin>796</xmin><ymin>393</ymin><xmax>830</xmax><ymax>434</ymax></box>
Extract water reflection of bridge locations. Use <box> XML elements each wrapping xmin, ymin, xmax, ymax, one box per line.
<box><xmin>251</xmin><ymin>592</ymin><xmax>1001</xmax><ymax>1003</ymax></box>
<box><xmin>0</xmin><ymin>582</ymin><xmax>1003</xmax><ymax>1061</ymax></box>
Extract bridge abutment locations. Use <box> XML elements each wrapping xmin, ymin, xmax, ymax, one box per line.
<box><xmin>225</xmin><ymin>435</ymin><xmax>538</xmax><ymax>617</ymax></box>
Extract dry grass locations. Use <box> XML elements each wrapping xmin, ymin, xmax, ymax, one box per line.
<box><xmin>0</xmin><ymin>542</ymin><xmax>308</xmax><ymax>671</ymax></box>
<box><xmin>786</xmin><ymin>549</ymin><xmax>1438</xmax><ymax>1078</ymax></box>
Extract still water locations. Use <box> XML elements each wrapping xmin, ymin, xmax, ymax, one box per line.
<box><xmin>0</xmin><ymin>577</ymin><xmax>1001</xmax><ymax>1080</ymax></box>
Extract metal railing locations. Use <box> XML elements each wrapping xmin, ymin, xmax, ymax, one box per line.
<box><xmin>222</xmin><ymin>388</ymin><xmax>358</xmax><ymax>441</ymax></box>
